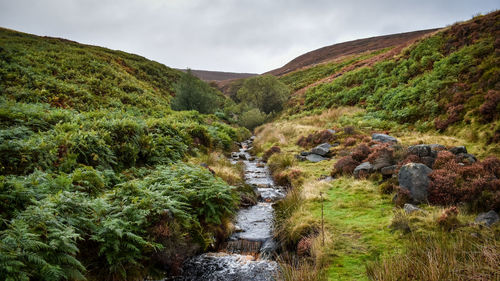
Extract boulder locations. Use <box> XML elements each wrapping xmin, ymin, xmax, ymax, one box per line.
<box><xmin>398</xmin><ymin>163</ymin><xmax>433</xmax><ymax>203</ymax></box>
<box><xmin>371</xmin><ymin>150</ymin><xmax>395</xmax><ymax>170</ymax></box>
<box><xmin>381</xmin><ymin>165</ymin><xmax>398</xmax><ymax>176</ymax></box>
<box><xmin>231</xmin><ymin>152</ymin><xmax>240</xmax><ymax>159</ymax></box>
<box><xmin>421</xmin><ymin>156</ymin><xmax>436</xmax><ymax>169</ymax></box>
<box><xmin>457</xmin><ymin>153</ymin><xmax>477</xmax><ymax>164</ymax></box>
<box><xmin>306</xmin><ymin>154</ymin><xmax>328</xmax><ymax>163</ymax></box>
<box><xmin>353</xmin><ymin>162</ymin><xmax>373</xmax><ymax>179</ymax></box>
<box><xmin>403</xmin><ymin>203</ymin><xmax>421</xmax><ymax>214</ymax></box>
<box><xmin>239</xmin><ymin>153</ymin><xmax>247</xmax><ymax>160</ymax></box>
<box><xmin>450</xmin><ymin>146</ymin><xmax>467</xmax><ymax>155</ymax></box>
<box><xmin>408</xmin><ymin>144</ymin><xmax>432</xmax><ymax>157</ymax></box>
<box><xmin>327</xmin><ymin>129</ymin><xmax>336</xmax><ymax>134</ymax></box>
<box><xmin>311</xmin><ymin>143</ymin><xmax>331</xmax><ymax>156</ymax></box>
<box><xmin>331</xmin><ymin>142</ymin><xmax>340</xmax><ymax>147</ymax></box>
<box><xmin>475</xmin><ymin>210</ymin><xmax>499</xmax><ymax>227</ymax></box>
<box><xmin>372</xmin><ymin>133</ymin><xmax>397</xmax><ymax>143</ymax></box>
<box><xmin>429</xmin><ymin>144</ymin><xmax>446</xmax><ymax>157</ymax></box>
<box><xmin>300</xmin><ymin>151</ymin><xmax>311</xmax><ymax>156</ymax></box>
<box><xmin>295</xmin><ymin>154</ymin><xmax>307</xmax><ymax>161</ymax></box>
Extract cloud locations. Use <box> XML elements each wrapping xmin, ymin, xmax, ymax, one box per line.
<box><xmin>0</xmin><ymin>0</ymin><xmax>498</xmax><ymax>72</ymax></box>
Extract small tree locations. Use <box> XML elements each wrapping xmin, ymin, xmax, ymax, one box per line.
<box><xmin>171</xmin><ymin>69</ymin><xmax>220</xmax><ymax>114</ymax></box>
<box><xmin>236</xmin><ymin>75</ymin><xmax>290</xmax><ymax>114</ymax></box>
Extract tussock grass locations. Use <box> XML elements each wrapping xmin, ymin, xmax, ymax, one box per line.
<box><xmin>366</xmin><ymin>230</ymin><xmax>500</xmax><ymax>281</ymax></box>
<box><xmin>190</xmin><ymin>152</ymin><xmax>244</xmax><ymax>186</ymax></box>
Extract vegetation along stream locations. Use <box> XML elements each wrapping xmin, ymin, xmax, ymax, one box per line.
<box><xmin>166</xmin><ymin>137</ymin><xmax>285</xmax><ymax>281</ymax></box>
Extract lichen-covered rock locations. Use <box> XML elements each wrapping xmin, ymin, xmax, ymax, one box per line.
<box><xmin>381</xmin><ymin>165</ymin><xmax>398</xmax><ymax>176</ymax></box>
<box><xmin>408</xmin><ymin>144</ymin><xmax>432</xmax><ymax>157</ymax></box>
<box><xmin>403</xmin><ymin>203</ymin><xmax>421</xmax><ymax>214</ymax></box>
<box><xmin>450</xmin><ymin>146</ymin><xmax>467</xmax><ymax>155</ymax></box>
<box><xmin>311</xmin><ymin>143</ymin><xmax>331</xmax><ymax>156</ymax></box>
<box><xmin>353</xmin><ymin>162</ymin><xmax>373</xmax><ymax>179</ymax></box>
<box><xmin>475</xmin><ymin>210</ymin><xmax>499</xmax><ymax>226</ymax></box>
<box><xmin>306</xmin><ymin>154</ymin><xmax>328</xmax><ymax>163</ymax></box>
<box><xmin>372</xmin><ymin>133</ymin><xmax>397</xmax><ymax>143</ymax></box>
<box><xmin>398</xmin><ymin>163</ymin><xmax>433</xmax><ymax>203</ymax></box>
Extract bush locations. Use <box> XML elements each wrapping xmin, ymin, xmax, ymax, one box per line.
<box><xmin>236</xmin><ymin>75</ymin><xmax>290</xmax><ymax>114</ymax></box>
<box><xmin>296</xmin><ymin>130</ymin><xmax>336</xmax><ymax>147</ymax></box>
<box><xmin>263</xmin><ymin>146</ymin><xmax>281</xmax><ymax>162</ymax></box>
<box><xmin>238</xmin><ymin>108</ymin><xmax>267</xmax><ymax>130</ymax></box>
<box><xmin>428</xmin><ymin>152</ymin><xmax>500</xmax><ymax>211</ymax></box>
<box><xmin>333</xmin><ymin>156</ymin><xmax>360</xmax><ymax>176</ymax></box>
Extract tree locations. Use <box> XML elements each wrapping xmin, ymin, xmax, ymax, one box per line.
<box><xmin>236</xmin><ymin>75</ymin><xmax>290</xmax><ymax>114</ymax></box>
<box><xmin>171</xmin><ymin>69</ymin><xmax>220</xmax><ymax>114</ymax></box>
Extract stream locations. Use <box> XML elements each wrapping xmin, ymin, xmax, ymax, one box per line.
<box><xmin>167</xmin><ymin>138</ymin><xmax>284</xmax><ymax>281</ymax></box>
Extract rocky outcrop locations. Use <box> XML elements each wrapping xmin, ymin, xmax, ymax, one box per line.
<box><xmin>398</xmin><ymin>163</ymin><xmax>432</xmax><ymax>203</ymax></box>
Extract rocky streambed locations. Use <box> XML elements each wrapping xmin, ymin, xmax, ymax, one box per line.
<box><xmin>166</xmin><ymin>138</ymin><xmax>284</xmax><ymax>281</ymax></box>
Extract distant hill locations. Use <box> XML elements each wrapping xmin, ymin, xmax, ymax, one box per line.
<box><xmin>178</xmin><ymin>69</ymin><xmax>257</xmax><ymax>81</ymax></box>
<box><xmin>267</xmin><ymin>29</ymin><xmax>439</xmax><ymax>76</ymax></box>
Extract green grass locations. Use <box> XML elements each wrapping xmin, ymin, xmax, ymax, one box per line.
<box><xmin>311</xmin><ymin>178</ymin><xmax>402</xmax><ymax>280</ymax></box>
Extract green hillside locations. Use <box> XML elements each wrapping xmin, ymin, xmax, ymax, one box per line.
<box><xmin>283</xmin><ymin>11</ymin><xmax>500</xmax><ymax>153</ymax></box>
<box><xmin>252</xmin><ymin>11</ymin><xmax>500</xmax><ymax>281</ymax></box>
<box><xmin>0</xmin><ymin>28</ymin><xmax>250</xmax><ymax>280</ymax></box>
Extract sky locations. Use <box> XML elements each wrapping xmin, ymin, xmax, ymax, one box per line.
<box><xmin>0</xmin><ymin>0</ymin><xmax>498</xmax><ymax>73</ymax></box>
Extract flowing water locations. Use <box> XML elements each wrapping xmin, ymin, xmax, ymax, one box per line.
<box><xmin>166</xmin><ymin>138</ymin><xmax>284</xmax><ymax>281</ymax></box>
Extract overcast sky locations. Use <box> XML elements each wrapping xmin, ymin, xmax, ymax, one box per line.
<box><xmin>0</xmin><ymin>0</ymin><xmax>498</xmax><ymax>73</ymax></box>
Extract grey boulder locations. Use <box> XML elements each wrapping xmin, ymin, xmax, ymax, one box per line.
<box><xmin>398</xmin><ymin>163</ymin><xmax>433</xmax><ymax>203</ymax></box>
<box><xmin>311</xmin><ymin>143</ymin><xmax>331</xmax><ymax>156</ymax></box>
<box><xmin>475</xmin><ymin>210</ymin><xmax>499</xmax><ymax>227</ymax></box>
<box><xmin>403</xmin><ymin>203</ymin><xmax>421</xmax><ymax>214</ymax></box>
<box><xmin>381</xmin><ymin>165</ymin><xmax>398</xmax><ymax>176</ymax></box>
<box><xmin>306</xmin><ymin>154</ymin><xmax>328</xmax><ymax>163</ymax></box>
<box><xmin>372</xmin><ymin>133</ymin><xmax>397</xmax><ymax>143</ymax></box>
<box><xmin>353</xmin><ymin>162</ymin><xmax>373</xmax><ymax>179</ymax></box>
<box><xmin>450</xmin><ymin>146</ymin><xmax>467</xmax><ymax>155</ymax></box>
<box><xmin>408</xmin><ymin>144</ymin><xmax>432</xmax><ymax>157</ymax></box>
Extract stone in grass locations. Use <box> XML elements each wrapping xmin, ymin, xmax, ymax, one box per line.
<box><xmin>353</xmin><ymin>162</ymin><xmax>373</xmax><ymax>179</ymax></box>
<box><xmin>372</xmin><ymin>133</ymin><xmax>397</xmax><ymax>143</ymax></box>
<box><xmin>403</xmin><ymin>203</ymin><xmax>421</xmax><ymax>214</ymax></box>
<box><xmin>398</xmin><ymin>163</ymin><xmax>432</xmax><ymax>203</ymax></box>
<box><xmin>450</xmin><ymin>146</ymin><xmax>467</xmax><ymax>155</ymax></box>
<box><xmin>408</xmin><ymin>144</ymin><xmax>432</xmax><ymax>157</ymax></box>
<box><xmin>381</xmin><ymin>165</ymin><xmax>398</xmax><ymax>176</ymax></box>
<box><xmin>475</xmin><ymin>210</ymin><xmax>499</xmax><ymax>227</ymax></box>
<box><xmin>306</xmin><ymin>154</ymin><xmax>328</xmax><ymax>163</ymax></box>
<box><xmin>311</xmin><ymin>143</ymin><xmax>331</xmax><ymax>156</ymax></box>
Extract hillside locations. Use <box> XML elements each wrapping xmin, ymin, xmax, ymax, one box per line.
<box><xmin>251</xmin><ymin>10</ymin><xmax>500</xmax><ymax>281</ymax></box>
<box><xmin>267</xmin><ymin>28</ymin><xmax>439</xmax><ymax>76</ymax></box>
<box><xmin>179</xmin><ymin>68</ymin><xmax>257</xmax><ymax>81</ymax></box>
<box><xmin>0</xmin><ymin>27</ymin><xmax>251</xmax><ymax>280</ymax></box>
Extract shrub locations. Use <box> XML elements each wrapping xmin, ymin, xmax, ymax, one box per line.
<box><xmin>238</xmin><ymin>108</ymin><xmax>267</xmax><ymax>130</ymax></box>
<box><xmin>436</xmin><ymin>207</ymin><xmax>460</xmax><ymax>231</ymax></box>
<box><xmin>263</xmin><ymin>146</ymin><xmax>281</xmax><ymax>162</ymax></box>
<box><xmin>428</xmin><ymin>152</ymin><xmax>500</xmax><ymax>211</ymax></box>
<box><xmin>479</xmin><ymin>90</ymin><xmax>500</xmax><ymax>121</ymax></box>
<box><xmin>333</xmin><ymin>156</ymin><xmax>360</xmax><ymax>176</ymax></box>
<box><xmin>296</xmin><ymin>130</ymin><xmax>336</xmax><ymax>147</ymax></box>
<box><xmin>344</xmin><ymin>137</ymin><xmax>357</xmax><ymax>147</ymax></box>
<box><xmin>351</xmin><ymin>144</ymin><xmax>372</xmax><ymax>162</ymax></box>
